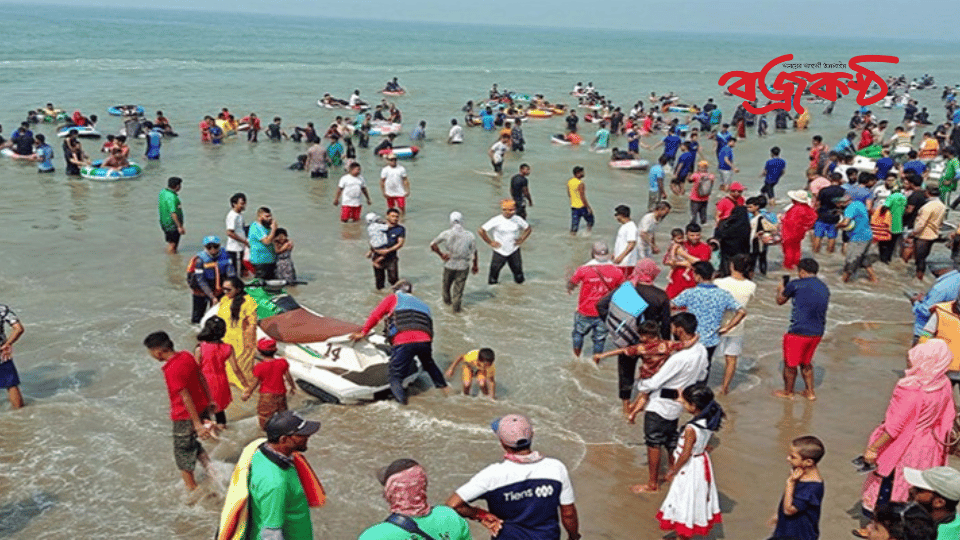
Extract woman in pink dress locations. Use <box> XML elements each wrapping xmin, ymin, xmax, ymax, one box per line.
<box><xmin>194</xmin><ymin>315</ymin><xmax>246</xmax><ymax>428</ymax></box>
<box><xmin>858</xmin><ymin>339</ymin><xmax>956</xmax><ymax>523</ymax></box>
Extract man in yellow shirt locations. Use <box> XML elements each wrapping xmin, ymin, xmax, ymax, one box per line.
<box><xmin>567</xmin><ymin>166</ymin><xmax>593</xmax><ymax>235</ymax></box>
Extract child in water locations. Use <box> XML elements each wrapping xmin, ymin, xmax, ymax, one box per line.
<box><xmin>445</xmin><ymin>348</ymin><xmax>496</xmax><ymax>399</ymax></box>
<box><xmin>241</xmin><ymin>338</ymin><xmax>296</xmax><ymax>430</ymax></box>
<box><xmin>654</xmin><ymin>385</ymin><xmax>725</xmax><ymax>540</ymax></box>
<box><xmin>593</xmin><ymin>320</ymin><xmax>683</xmax><ymax>378</ymax></box>
<box><xmin>365</xmin><ymin>212</ymin><xmax>389</xmax><ymax>268</ymax></box>
<box><xmin>273</xmin><ymin>227</ymin><xmax>296</xmax><ymax>282</ymax></box>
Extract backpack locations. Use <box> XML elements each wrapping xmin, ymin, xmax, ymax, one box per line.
<box><xmin>603</xmin><ymin>282</ymin><xmax>650</xmax><ymax>347</ymax></box>
<box><xmin>696</xmin><ymin>174</ymin><xmax>714</xmax><ymax>198</ymax></box>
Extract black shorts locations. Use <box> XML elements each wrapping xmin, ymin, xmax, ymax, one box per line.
<box><xmin>164</xmin><ymin>229</ymin><xmax>181</xmax><ymax>244</ymax></box>
<box><xmin>644</xmin><ymin>411</ymin><xmax>679</xmax><ymax>449</ymax></box>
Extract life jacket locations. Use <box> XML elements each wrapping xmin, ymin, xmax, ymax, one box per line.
<box><xmin>870</xmin><ymin>210</ymin><xmax>892</xmax><ymax>242</ymax></box>
<box><xmin>602</xmin><ymin>283</ymin><xmax>650</xmax><ymax>347</ymax></box>
<box><xmin>918</xmin><ymin>139</ymin><xmax>939</xmax><ymax>160</ymax></box>
<box><xmin>929</xmin><ymin>302</ymin><xmax>960</xmax><ymax>371</ymax></box>
<box><xmin>187</xmin><ymin>249</ymin><xmax>232</xmax><ymax>293</ymax></box>
<box><xmin>387</xmin><ymin>292</ymin><xmax>433</xmax><ymax>338</ymax></box>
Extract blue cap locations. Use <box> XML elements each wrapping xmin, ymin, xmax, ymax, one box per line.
<box><xmin>202</xmin><ymin>235</ymin><xmax>221</xmax><ymax>246</ymax></box>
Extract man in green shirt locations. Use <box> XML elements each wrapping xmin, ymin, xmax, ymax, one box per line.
<box><xmin>942</xmin><ymin>147</ymin><xmax>960</xmax><ymax>207</ymax></box>
<box><xmin>249</xmin><ymin>411</ymin><xmax>321</xmax><ymax>540</ymax></box>
<box><xmin>905</xmin><ymin>466</ymin><xmax>960</xmax><ymax>540</ymax></box>
<box><xmin>357</xmin><ymin>458</ymin><xmax>472</xmax><ymax>540</ymax></box>
<box><xmin>158</xmin><ymin>176</ymin><xmax>185</xmax><ymax>254</ymax></box>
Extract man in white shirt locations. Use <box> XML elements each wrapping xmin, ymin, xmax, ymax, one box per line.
<box><xmin>713</xmin><ymin>253</ymin><xmax>757</xmax><ymax>395</ymax></box>
<box><xmin>224</xmin><ymin>192</ymin><xmax>248</xmax><ymax>276</ymax></box>
<box><xmin>478</xmin><ymin>200</ymin><xmax>532</xmax><ymax>285</ymax></box>
<box><xmin>612</xmin><ymin>205</ymin><xmax>639</xmax><ymax>268</ymax></box>
<box><xmin>488</xmin><ymin>133</ymin><xmax>510</xmax><ymax>175</ymax></box>
<box><xmin>448</xmin><ymin>118</ymin><xmax>463</xmax><ymax>144</ymax></box>
<box><xmin>627</xmin><ymin>312</ymin><xmax>708</xmax><ymax>494</ymax></box>
<box><xmin>379</xmin><ymin>155</ymin><xmax>410</xmax><ymax>215</ymax></box>
<box><xmin>332</xmin><ymin>162</ymin><xmax>372</xmax><ymax>223</ymax></box>
<box><xmin>638</xmin><ymin>201</ymin><xmax>671</xmax><ymax>258</ymax></box>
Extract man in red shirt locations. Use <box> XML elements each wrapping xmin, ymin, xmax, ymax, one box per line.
<box><xmin>666</xmin><ymin>223</ymin><xmax>712</xmax><ymax>298</ymax></box>
<box><xmin>143</xmin><ymin>331</ymin><xmax>215</xmax><ymax>491</ymax></box>
<box><xmin>567</xmin><ymin>241</ymin><xmax>625</xmax><ymax>359</ymax></box>
<box><xmin>715</xmin><ymin>181</ymin><xmax>745</xmax><ymax>226</ymax></box>
<box><xmin>349</xmin><ymin>281</ymin><xmax>448</xmax><ymax>404</ymax></box>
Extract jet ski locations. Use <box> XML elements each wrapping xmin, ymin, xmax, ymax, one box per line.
<box><xmin>203</xmin><ymin>280</ymin><xmax>421</xmax><ymax>404</ymax></box>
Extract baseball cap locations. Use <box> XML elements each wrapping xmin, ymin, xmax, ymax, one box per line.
<box><xmin>365</xmin><ymin>212</ymin><xmax>379</xmax><ymax>224</ymax></box>
<box><xmin>376</xmin><ymin>458</ymin><xmax>419</xmax><ymax>485</ymax></box>
<box><xmin>728</xmin><ymin>182</ymin><xmax>745</xmax><ymax>191</ymax></box>
<box><xmin>491</xmin><ymin>414</ymin><xmax>533</xmax><ymax>449</ymax></box>
<box><xmin>904</xmin><ymin>466</ymin><xmax>960</xmax><ymax>501</ymax></box>
<box><xmin>203</xmin><ymin>235</ymin><xmax>221</xmax><ymax>246</ymax></box>
<box><xmin>257</xmin><ymin>338</ymin><xmax>277</xmax><ymax>352</ymax></box>
<box><xmin>264</xmin><ymin>410</ymin><xmax>321</xmax><ymax>441</ymax></box>
<box><xmin>592</xmin><ymin>241</ymin><xmax>610</xmax><ymax>261</ymax></box>
<box><xmin>449</xmin><ymin>211</ymin><xmax>463</xmax><ymax>224</ymax></box>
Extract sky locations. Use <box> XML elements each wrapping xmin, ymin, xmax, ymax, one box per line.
<box><xmin>2</xmin><ymin>0</ymin><xmax>956</xmax><ymax>38</ymax></box>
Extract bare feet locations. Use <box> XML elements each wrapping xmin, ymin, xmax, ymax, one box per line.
<box><xmin>630</xmin><ymin>483</ymin><xmax>659</xmax><ymax>494</ymax></box>
<box><xmin>718</xmin><ymin>387</ymin><xmax>729</xmax><ymax>396</ymax></box>
<box><xmin>772</xmin><ymin>390</ymin><xmax>795</xmax><ymax>400</ymax></box>
<box><xmin>801</xmin><ymin>390</ymin><xmax>817</xmax><ymax>401</ymax></box>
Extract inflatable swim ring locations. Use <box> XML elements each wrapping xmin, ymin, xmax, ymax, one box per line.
<box><xmin>1</xmin><ymin>148</ymin><xmax>35</xmax><ymax>161</ymax></box>
<box><xmin>80</xmin><ymin>159</ymin><xmax>144</xmax><ymax>181</ymax></box>
<box><xmin>526</xmin><ymin>109</ymin><xmax>553</xmax><ymax>118</ymax></box>
<box><xmin>57</xmin><ymin>126</ymin><xmax>102</xmax><ymax>139</ymax></box>
<box><xmin>378</xmin><ymin>146</ymin><xmax>419</xmax><ymax>159</ymax></box>
<box><xmin>668</xmin><ymin>106</ymin><xmax>694</xmax><ymax>113</ymax></box>
<box><xmin>609</xmin><ymin>159</ymin><xmax>650</xmax><ymax>170</ymax></box>
<box><xmin>369</xmin><ymin>123</ymin><xmax>402</xmax><ymax>136</ymax></box>
<box><xmin>551</xmin><ymin>136</ymin><xmax>572</xmax><ymax>145</ymax></box>
<box><xmin>108</xmin><ymin>105</ymin><xmax>145</xmax><ymax>116</ymax></box>
<box><xmin>381</xmin><ymin>90</ymin><xmax>406</xmax><ymax>96</ymax></box>
<box><xmin>509</xmin><ymin>93</ymin><xmax>531</xmax><ymax>102</ymax></box>
<box><xmin>43</xmin><ymin>112</ymin><xmax>69</xmax><ymax>123</ymax></box>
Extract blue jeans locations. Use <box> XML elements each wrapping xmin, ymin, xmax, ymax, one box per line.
<box><xmin>570</xmin><ymin>207</ymin><xmax>594</xmax><ymax>232</ymax></box>
<box><xmin>389</xmin><ymin>341</ymin><xmax>447</xmax><ymax>404</ymax></box>
<box><xmin>572</xmin><ymin>312</ymin><xmax>607</xmax><ymax>354</ymax></box>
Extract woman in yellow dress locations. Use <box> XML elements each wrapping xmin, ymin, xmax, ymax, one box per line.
<box><xmin>217</xmin><ymin>277</ymin><xmax>258</xmax><ymax>388</ymax></box>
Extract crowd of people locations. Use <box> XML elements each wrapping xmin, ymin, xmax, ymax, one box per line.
<box><xmin>4</xmin><ymin>78</ymin><xmax>960</xmax><ymax>540</ymax></box>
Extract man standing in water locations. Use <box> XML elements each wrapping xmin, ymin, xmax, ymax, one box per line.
<box><xmin>430</xmin><ymin>211</ymin><xmax>478</xmax><ymax>313</ymax></box>
<box><xmin>248</xmin><ymin>207</ymin><xmax>279</xmax><ymax>279</ymax></box>
<box><xmin>446</xmin><ymin>414</ymin><xmax>581</xmax><ymax>540</ymax></box>
<box><xmin>509</xmin><ymin>164</ymin><xmax>534</xmax><ymax>219</ymax></box>
<box><xmin>350</xmin><ymin>281</ymin><xmax>448</xmax><ymax>404</ymax></box>
<box><xmin>248</xmin><ymin>411</ymin><xmax>323</xmax><ymax>540</ymax></box>
<box><xmin>567</xmin><ymin>242</ymin><xmax>624</xmax><ymax>360</ymax></box>
<box><xmin>224</xmin><ymin>193</ymin><xmax>248</xmax><ymax>277</ymax></box>
<box><xmin>567</xmin><ymin>166</ymin><xmax>594</xmax><ymax>235</ymax></box>
<box><xmin>0</xmin><ymin>303</ymin><xmax>25</xmax><ymax>409</ymax></box>
<box><xmin>775</xmin><ymin>258</ymin><xmax>830</xmax><ymax>401</ymax></box>
<box><xmin>479</xmin><ymin>200</ymin><xmax>531</xmax><ymax>285</ymax></box>
<box><xmin>158</xmin><ymin>176</ymin><xmax>185</xmax><ymax>254</ymax></box>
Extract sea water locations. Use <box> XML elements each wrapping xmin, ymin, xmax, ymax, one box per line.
<box><xmin>1</xmin><ymin>3</ymin><xmax>959</xmax><ymax>538</ymax></box>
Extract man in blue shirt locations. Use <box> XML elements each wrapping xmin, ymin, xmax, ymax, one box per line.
<box><xmin>673</xmin><ymin>142</ymin><xmax>695</xmax><ymax>187</ymax></box>
<box><xmin>910</xmin><ymin>260</ymin><xmax>960</xmax><ymax>343</ymax></box>
<box><xmin>713</xmin><ymin>124</ymin><xmax>732</xmax><ymax>157</ymax></box>
<box><xmin>833</xmin><ymin>132</ymin><xmax>856</xmax><ymax>157</ymax></box>
<box><xmin>874</xmin><ymin>149</ymin><xmax>895</xmax><ymax>182</ymax></box>
<box><xmin>11</xmin><ymin>122</ymin><xmax>34</xmax><ymax>156</ymax></box>
<box><xmin>717</xmin><ymin>137</ymin><xmax>738</xmax><ymax>191</ymax></box>
<box><xmin>647</xmin><ymin>130</ymin><xmax>682</xmax><ymax>165</ymax></box>
<box><xmin>760</xmin><ymin>146</ymin><xmax>786</xmax><ymax>201</ymax></box>
<box><xmin>672</xmin><ymin>261</ymin><xmax>746</xmax><ymax>375</ymax></box>
<box><xmin>775</xmin><ymin>258</ymin><xmax>830</xmax><ymax>400</ymax></box>
<box><xmin>32</xmin><ymin>134</ymin><xmax>54</xmax><ymax>173</ymax></box>
<box><xmin>837</xmin><ymin>195</ymin><xmax>877</xmax><ymax>283</ymax></box>
<box><xmin>901</xmin><ymin>150</ymin><xmax>927</xmax><ymax>177</ymax></box>
<box><xmin>649</xmin><ymin>155</ymin><xmax>668</xmax><ymax>206</ymax></box>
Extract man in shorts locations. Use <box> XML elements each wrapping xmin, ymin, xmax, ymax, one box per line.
<box><xmin>717</xmin><ymin>137</ymin><xmax>738</xmax><ymax>191</ymax></box>
<box><xmin>774</xmin><ymin>258</ymin><xmax>830</xmax><ymax>401</ymax></box>
<box><xmin>143</xmin><ymin>331</ymin><xmax>214</xmax><ymax>491</ymax></box>
<box><xmin>713</xmin><ymin>254</ymin><xmax>756</xmax><ymax>394</ymax></box>
<box><xmin>0</xmin><ymin>303</ymin><xmax>25</xmax><ymax>409</ymax></box>
<box><xmin>333</xmin><ymin>162</ymin><xmax>372</xmax><ymax>223</ymax></box>
<box><xmin>813</xmin><ymin>173</ymin><xmax>846</xmax><ymax>253</ymax></box>
<box><xmin>567</xmin><ymin>242</ymin><xmax>624</xmax><ymax>360</ymax></box>
<box><xmin>488</xmin><ymin>133</ymin><xmax>510</xmax><ymax>175</ymax></box>
<box><xmin>380</xmin><ymin>154</ymin><xmax>410</xmax><ymax>215</ymax></box>
<box><xmin>158</xmin><ymin>176</ymin><xmax>185</xmax><ymax>254</ymax></box>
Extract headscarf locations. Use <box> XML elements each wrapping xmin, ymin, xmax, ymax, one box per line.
<box><xmin>898</xmin><ymin>338</ymin><xmax>952</xmax><ymax>393</ymax></box>
<box><xmin>633</xmin><ymin>258</ymin><xmax>661</xmax><ymax>284</ymax></box>
<box><xmin>383</xmin><ymin>464</ymin><xmax>431</xmax><ymax>517</ymax></box>
<box><xmin>714</xmin><ymin>205</ymin><xmax>751</xmax><ymax>253</ymax></box>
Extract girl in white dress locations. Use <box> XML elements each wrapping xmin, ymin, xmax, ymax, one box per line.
<box><xmin>656</xmin><ymin>384</ymin><xmax>725</xmax><ymax>539</ymax></box>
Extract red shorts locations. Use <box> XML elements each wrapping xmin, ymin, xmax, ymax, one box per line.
<box><xmin>386</xmin><ymin>196</ymin><xmax>406</xmax><ymax>210</ymax></box>
<box><xmin>783</xmin><ymin>333</ymin><xmax>822</xmax><ymax>368</ymax></box>
<box><xmin>340</xmin><ymin>205</ymin><xmax>361</xmax><ymax>222</ymax></box>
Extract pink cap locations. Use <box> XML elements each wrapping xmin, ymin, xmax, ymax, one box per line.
<box><xmin>491</xmin><ymin>414</ymin><xmax>533</xmax><ymax>448</ymax></box>
<box><xmin>257</xmin><ymin>338</ymin><xmax>277</xmax><ymax>352</ymax></box>
<box><xmin>729</xmin><ymin>182</ymin><xmax>745</xmax><ymax>191</ymax></box>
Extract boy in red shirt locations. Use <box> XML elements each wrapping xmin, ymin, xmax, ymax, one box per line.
<box><xmin>242</xmin><ymin>338</ymin><xmax>296</xmax><ymax>430</ymax></box>
<box><xmin>143</xmin><ymin>331</ymin><xmax>215</xmax><ymax>491</ymax></box>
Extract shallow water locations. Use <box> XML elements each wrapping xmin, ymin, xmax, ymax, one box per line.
<box><xmin>1</xmin><ymin>4</ymin><xmax>960</xmax><ymax>538</ymax></box>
